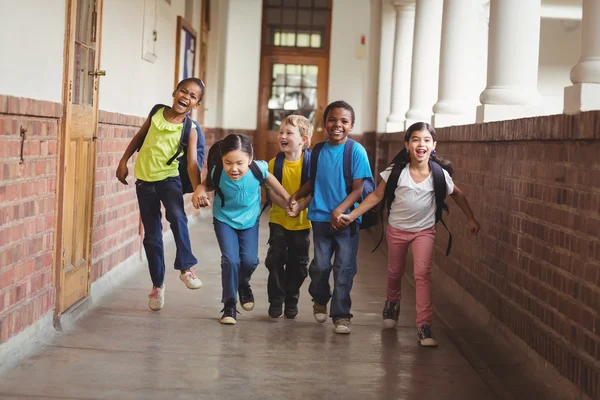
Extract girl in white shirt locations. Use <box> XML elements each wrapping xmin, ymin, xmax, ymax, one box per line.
<box><xmin>338</xmin><ymin>122</ymin><xmax>480</xmax><ymax>347</ymax></box>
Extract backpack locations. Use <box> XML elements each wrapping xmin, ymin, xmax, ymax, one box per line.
<box><xmin>137</xmin><ymin>104</ymin><xmax>206</xmax><ymax>194</ymax></box>
<box><xmin>373</xmin><ymin>157</ymin><xmax>452</xmax><ymax>255</ymax></box>
<box><xmin>260</xmin><ymin>149</ymin><xmax>312</xmax><ymax>215</ymax></box>
<box><xmin>205</xmin><ymin>139</ymin><xmax>270</xmax><ymax>208</ymax></box>
<box><xmin>310</xmin><ymin>139</ymin><xmax>377</xmax><ymax>234</ymax></box>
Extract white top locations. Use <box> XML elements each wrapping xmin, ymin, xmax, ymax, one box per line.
<box><xmin>380</xmin><ymin>165</ymin><xmax>454</xmax><ymax>232</ymax></box>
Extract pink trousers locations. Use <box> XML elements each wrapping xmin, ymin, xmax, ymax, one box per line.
<box><xmin>386</xmin><ymin>225</ymin><xmax>436</xmax><ymax>327</ymax></box>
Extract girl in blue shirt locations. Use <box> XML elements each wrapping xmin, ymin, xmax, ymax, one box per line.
<box><xmin>193</xmin><ymin>134</ymin><xmax>291</xmax><ymax>324</ymax></box>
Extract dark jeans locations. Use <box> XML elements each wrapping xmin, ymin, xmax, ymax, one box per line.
<box><xmin>309</xmin><ymin>222</ymin><xmax>359</xmax><ymax>321</ymax></box>
<box><xmin>213</xmin><ymin>218</ymin><xmax>260</xmax><ymax>305</ymax></box>
<box><xmin>265</xmin><ymin>223</ymin><xmax>310</xmax><ymax>306</ymax></box>
<box><xmin>136</xmin><ymin>176</ymin><xmax>197</xmax><ymax>287</ymax></box>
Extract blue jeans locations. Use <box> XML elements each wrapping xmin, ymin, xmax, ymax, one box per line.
<box><xmin>309</xmin><ymin>222</ymin><xmax>359</xmax><ymax>321</ymax></box>
<box><xmin>136</xmin><ymin>177</ymin><xmax>197</xmax><ymax>287</ymax></box>
<box><xmin>213</xmin><ymin>218</ymin><xmax>260</xmax><ymax>305</ymax></box>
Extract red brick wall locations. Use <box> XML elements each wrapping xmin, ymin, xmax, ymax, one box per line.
<box><xmin>0</xmin><ymin>96</ymin><xmax>60</xmax><ymax>344</ymax></box>
<box><xmin>379</xmin><ymin>112</ymin><xmax>600</xmax><ymax>399</ymax></box>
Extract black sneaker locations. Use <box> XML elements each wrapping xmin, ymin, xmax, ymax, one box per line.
<box><xmin>382</xmin><ymin>300</ymin><xmax>400</xmax><ymax>329</ymax></box>
<box><xmin>239</xmin><ymin>286</ymin><xmax>255</xmax><ymax>311</ymax></box>
<box><xmin>284</xmin><ymin>303</ymin><xmax>298</xmax><ymax>319</ymax></box>
<box><xmin>268</xmin><ymin>302</ymin><xmax>283</xmax><ymax>318</ymax></box>
<box><xmin>417</xmin><ymin>324</ymin><xmax>438</xmax><ymax>347</ymax></box>
<box><xmin>220</xmin><ymin>303</ymin><xmax>238</xmax><ymax>325</ymax></box>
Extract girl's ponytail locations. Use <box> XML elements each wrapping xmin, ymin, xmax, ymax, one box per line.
<box><xmin>430</xmin><ymin>154</ymin><xmax>454</xmax><ymax>177</ymax></box>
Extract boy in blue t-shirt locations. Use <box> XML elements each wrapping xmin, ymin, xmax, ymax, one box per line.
<box><xmin>289</xmin><ymin>101</ymin><xmax>372</xmax><ymax>334</ymax></box>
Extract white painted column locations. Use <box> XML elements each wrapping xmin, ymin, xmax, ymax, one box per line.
<box><xmin>404</xmin><ymin>0</ymin><xmax>443</xmax><ymax>129</ymax></box>
<box><xmin>564</xmin><ymin>0</ymin><xmax>600</xmax><ymax>114</ymax></box>
<box><xmin>385</xmin><ymin>1</ymin><xmax>415</xmax><ymax>133</ymax></box>
<box><xmin>477</xmin><ymin>0</ymin><xmax>543</xmax><ymax>123</ymax></box>
<box><xmin>377</xmin><ymin>0</ymin><xmax>398</xmax><ymax>133</ymax></box>
<box><xmin>432</xmin><ymin>0</ymin><xmax>488</xmax><ymax>128</ymax></box>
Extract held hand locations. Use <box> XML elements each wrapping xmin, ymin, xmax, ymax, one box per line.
<box><xmin>192</xmin><ymin>188</ymin><xmax>211</xmax><ymax>209</ymax></box>
<box><xmin>337</xmin><ymin>214</ymin><xmax>354</xmax><ymax>229</ymax></box>
<box><xmin>116</xmin><ymin>160</ymin><xmax>129</xmax><ymax>185</ymax></box>
<box><xmin>329</xmin><ymin>210</ymin><xmax>344</xmax><ymax>230</ymax></box>
<box><xmin>468</xmin><ymin>218</ymin><xmax>481</xmax><ymax>235</ymax></box>
<box><xmin>286</xmin><ymin>202</ymin><xmax>301</xmax><ymax>218</ymax></box>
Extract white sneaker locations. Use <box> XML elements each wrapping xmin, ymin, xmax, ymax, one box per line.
<box><xmin>313</xmin><ymin>301</ymin><xmax>328</xmax><ymax>323</ymax></box>
<box><xmin>334</xmin><ymin>318</ymin><xmax>351</xmax><ymax>334</ymax></box>
<box><xmin>180</xmin><ymin>267</ymin><xmax>203</xmax><ymax>289</ymax></box>
<box><xmin>148</xmin><ymin>285</ymin><xmax>165</xmax><ymax>311</ymax></box>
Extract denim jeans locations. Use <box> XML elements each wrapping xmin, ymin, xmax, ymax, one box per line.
<box><xmin>265</xmin><ymin>223</ymin><xmax>310</xmax><ymax>306</ymax></box>
<box><xmin>136</xmin><ymin>176</ymin><xmax>197</xmax><ymax>287</ymax></box>
<box><xmin>309</xmin><ymin>222</ymin><xmax>359</xmax><ymax>321</ymax></box>
<box><xmin>213</xmin><ymin>218</ymin><xmax>260</xmax><ymax>305</ymax></box>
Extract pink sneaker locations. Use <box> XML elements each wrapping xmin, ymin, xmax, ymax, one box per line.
<box><xmin>180</xmin><ymin>267</ymin><xmax>203</xmax><ymax>289</ymax></box>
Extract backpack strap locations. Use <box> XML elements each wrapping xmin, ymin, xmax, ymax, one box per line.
<box><xmin>249</xmin><ymin>162</ymin><xmax>272</xmax><ymax>217</ymax></box>
<box><xmin>212</xmin><ymin>164</ymin><xmax>225</xmax><ymax>207</ymax></box>
<box><xmin>384</xmin><ymin>163</ymin><xmax>404</xmax><ymax>212</ymax></box>
<box><xmin>137</xmin><ymin>104</ymin><xmax>169</xmax><ymax>151</ymax></box>
<box><xmin>301</xmin><ymin>148</ymin><xmax>311</xmax><ymax>186</ymax></box>
<box><xmin>342</xmin><ymin>139</ymin><xmax>355</xmax><ymax>195</ymax></box>
<box><xmin>309</xmin><ymin>142</ymin><xmax>325</xmax><ymax>192</ymax></box>
<box><xmin>273</xmin><ymin>152</ymin><xmax>285</xmax><ymax>183</ymax></box>
<box><xmin>166</xmin><ymin>116</ymin><xmax>191</xmax><ymax>166</ymax></box>
<box><xmin>430</xmin><ymin>160</ymin><xmax>452</xmax><ymax>256</ymax></box>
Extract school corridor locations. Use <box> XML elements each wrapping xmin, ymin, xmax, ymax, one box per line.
<box><xmin>0</xmin><ymin>214</ymin><xmax>515</xmax><ymax>399</ymax></box>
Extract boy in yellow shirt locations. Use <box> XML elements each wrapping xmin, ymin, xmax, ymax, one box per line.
<box><xmin>265</xmin><ymin>115</ymin><xmax>314</xmax><ymax>319</ymax></box>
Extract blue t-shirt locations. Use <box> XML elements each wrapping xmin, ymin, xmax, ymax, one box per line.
<box><xmin>212</xmin><ymin>160</ymin><xmax>269</xmax><ymax>230</ymax></box>
<box><xmin>308</xmin><ymin>141</ymin><xmax>373</xmax><ymax>223</ymax></box>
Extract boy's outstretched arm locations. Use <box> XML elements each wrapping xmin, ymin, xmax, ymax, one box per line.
<box><xmin>186</xmin><ymin>127</ymin><xmax>201</xmax><ymax>191</ymax></box>
<box><xmin>289</xmin><ymin>179</ymin><xmax>313</xmax><ymax>205</ymax></box>
<box><xmin>330</xmin><ymin>178</ymin><xmax>365</xmax><ymax>229</ymax></box>
<box><xmin>337</xmin><ymin>180</ymin><xmax>386</xmax><ymax>228</ymax></box>
<box><xmin>450</xmin><ymin>185</ymin><xmax>481</xmax><ymax>234</ymax></box>
<box><xmin>268</xmin><ymin>189</ymin><xmax>289</xmax><ymax>209</ymax></box>
<box><xmin>116</xmin><ymin>116</ymin><xmax>151</xmax><ymax>185</ymax></box>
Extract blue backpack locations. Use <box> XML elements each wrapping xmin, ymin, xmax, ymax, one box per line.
<box><xmin>137</xmin><ymin>104</ymin><xmax>206</xmax><ymax>193</ymax></box>
<box><xmin>310</xmin><ymin>139</ymin><xmax>378</xmax><ymax>233</ymax></box>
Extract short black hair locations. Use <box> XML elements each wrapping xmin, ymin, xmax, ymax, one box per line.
<box><xmin>176</xmin><ymin>78</ymin><xmax>205</xmax><ymax>101</ymax></box>
<box><xmin>323</xmin><ymin>100</ymin><xmax>355</xmax><ymax>125</ymax></box>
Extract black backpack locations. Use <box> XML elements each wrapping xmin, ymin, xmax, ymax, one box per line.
<box><xmin>137</xmin><ymin>104</ymin><xmax>206</xmax><ymax>193</ymax></box>
<box><xmin>310</xmin><ymin>139</ymin><xmax>378</xmax><ymax>234</ymax></box>
<box><xmin>205</xmin><ymin>140</ymin><xmax>270</xmax><ymax>208</ymax></box>
<box><xmin>373</xmin><ymin>158</ymin><xmax>452</xmax><ymax>255</ymax></box>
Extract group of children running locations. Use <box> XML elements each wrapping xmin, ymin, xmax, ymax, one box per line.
<box><xmin>117</xmin><ymin>78</ymin><xmax>481</xmax><ymax>347</ymax></box>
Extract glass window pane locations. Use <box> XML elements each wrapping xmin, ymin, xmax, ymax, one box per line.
<box><xmin>283</xmin><ymin>0</ymin><xmax>297</xmax><ymax>7</ymax></box>
<box><xmin>72</xmin><ymin>43</ymin><xmax>85</xmax><ymax>105</ymax></box>
<box><xmin>314</xmin><ymin>0</ymin><xmax>328</xmax><ymax>8</ymax></box>
<box><xmin>272</xmin><ymin>31</ymin><xmax>281</xmax><ymax>46</ymax></box>
<box><xmin>86</xmin><ymin>50</ymin><xmax>95</xmax><ymax>106</ymax></box>
<box><xmin>298</xmin><ymin>0</ymin><xmax>312</xmax><ymax>7</ymax></box>
<box><xmin>266</xmin><ymin>8</ymin><xmax>281</xmax><ymax>25</ymax></box>
<box><xmin>312</xmin><ymin>10</ymin><xmax>327</xmax><ymax>27</ymax></box>
<box><xmin>296</xmin><ymin>33</ymin><xmax>310</xmax><ymax>47</ymax></box>
<box><xmin>282</xmin><ymin>32</ymin><xmax>295</xmax><ymax>46</ymax></box>
<box><xmin>272</xmin><ymin>63</ymin><xmax>286</xmax><ymax>81</ymax></box>
<box><xmin>297</xmin><ymin>10</ymin><xmax>311</xmax><ymax>28</ymax></box>
<box><xmin>310</xmin><ymin>33</ymin><xmax>322</xmax><ymax>48</ymax></box>
<box><xmin>266</xmin><ymin>0</ymin><xmax>281</xmax><ymax>5</ymax></box>
<box><xmin>282</xmin><ymin>9</ymin><xmax>296</xmax><ymax>27</ymax></box>
<box><xmin>75</xmin><ymin>0</ymin><xmax>91</xmax><ymax>43</ymax></box>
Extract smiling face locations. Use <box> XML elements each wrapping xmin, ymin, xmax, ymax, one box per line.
<box><xmin>405</xmin><ymin>129</ymin><xmax>437</xmax><ymax>163</ymax></box>
<box><xmin>171</xmin><ymin>81</ymin><xmax>202</xmax><ymax>114</ymax></box>
<box><xmin>222</xmin><ymin>149</ymin><xmax>252</xmax><ymax>181</ymax></box>
<box><xmin>278</xmin><ymin>122</ymin><xmax>307</xmax><ymax>154</ymax></box>
<box><xmin>325</xmin><ymin>107</ymin><xmax>354</xmax><ymax>145</ymax></box>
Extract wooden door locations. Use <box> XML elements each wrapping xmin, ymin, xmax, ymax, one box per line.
<box><xmin>256</xmin><ymin>55</ymin><xmax>329</xmax><ymax>161</ymax></box>
<box><xmin>56</xmin><ymin>0</ymin><xmax>104</xmax><ymax>314</ymax></box>
<box><xmin>197</xmin><ymin>0</ymin><xmax>210</xmax><ymax>126</ymax></box>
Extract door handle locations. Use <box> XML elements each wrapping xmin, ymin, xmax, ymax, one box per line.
<box><xmin>88</xmin><ymin>70</ymin><xmax>106</xmax><ymax>76</ymax></box>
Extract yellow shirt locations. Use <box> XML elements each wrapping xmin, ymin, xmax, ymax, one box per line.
<box><xmin>268</xmin><ymin>155</ymin><xmax>311</xmax><ymax>231</ymax></box>
<box><xmin>134</xmin><ymin>108</ymin><xmax>182</xmax><ymax>182</ymax></box>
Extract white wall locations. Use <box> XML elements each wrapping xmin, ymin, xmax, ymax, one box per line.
<box><xmin>0</xmin><ymin>0</ymin><xmax>65</xmax><ymax>103</ymax></box>
<box><xmin>538</xmin><ymin>18</ymin><xmax>581</xmax><ymax>115</ymax></box>
<box><xmin>205</xmin><ymin>0</ymin><xmax>229</xmax><ymax>128</ymax></box>
<box><xmin>99</xmin><ymin>0</ymin><xmax>205</xmax><ymax>117</ymax></box>
<box><xmin>220</xmin><ymin>0</ymin><xmax>262</xmax><ymax>130</ymax></box>
<box><xmin>328</xmin><ymin>0</ymin><xmax>372</xmax><ymax>135</ymax></box>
